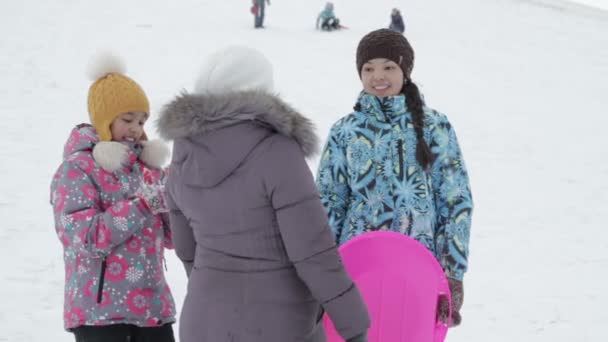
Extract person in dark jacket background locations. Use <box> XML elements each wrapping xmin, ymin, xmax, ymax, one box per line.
<box><xmin>157</xmin><ymin>45</ymin><xmax>370</xmax><ymax>342</ymax></box>
<box><xmin>389</xmin><ymin>8</ymin><xmax>405</xmax><ymax>33</ymax></box>
<box><xmin>253</xmin><ymin>0</ymin><xmax>271</xmax><ymax>28</ymax></box>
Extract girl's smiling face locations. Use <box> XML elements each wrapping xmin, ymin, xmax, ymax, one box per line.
<box><xmin>360</xmin><ymin>58</ymin><xmax>405</xmax><ymax>97</ymax></box>
<box><xmin>110</xmin><ymin>111</ymin><xmax>148</xmax><ymax>142</ymax></box>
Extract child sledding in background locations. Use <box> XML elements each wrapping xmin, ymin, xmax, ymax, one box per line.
<box><xmin>50</xmin><ymin>53</ymin><xmax>176</xmax><ymax>342</ymax></box>
<box><xmin>316</xmin><ymin>29</ymin><xmax>474</xmax><ymax>327</ymax></box>
<box><xmin>389</xmin><ymin>8</ymin><xmax>405</xmax><ymax>33</ymax></box>
<box><xmin>316</xmin><ymin>2</ymin><xmax>343</xmax><ymax>31</ymax></box>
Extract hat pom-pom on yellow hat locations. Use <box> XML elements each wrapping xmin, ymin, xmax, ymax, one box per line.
<box><xmin>86</xmin><ymin>52</ymin><xmax>127</xmax><ymax>81</ymax></box>
<box><xmin>86</xmin><ymin>52</ymin><xmax>150</xmax><ymax>141</ymax></box>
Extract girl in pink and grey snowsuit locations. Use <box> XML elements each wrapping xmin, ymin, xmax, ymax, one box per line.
<box><xmin>50</xmin><ymin>54</ymin><xmax>176</xmax><ymax>342</ymax></box>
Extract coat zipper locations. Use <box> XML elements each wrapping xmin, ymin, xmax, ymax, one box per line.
<box><xmin>96</xmin><ymin>256</ymin><xmax>107</xmax><ymax>304</ymax></box>
<box><xmin>397</xmin><ymin>139</ymin><xmax>404</xmax><ymax>180</ymax></box>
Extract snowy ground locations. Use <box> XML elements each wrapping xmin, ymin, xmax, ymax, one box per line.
<box><xmin>1</xmin><ymin>0</ymin><xmax>607</xmax><ymax>341</ymax></box>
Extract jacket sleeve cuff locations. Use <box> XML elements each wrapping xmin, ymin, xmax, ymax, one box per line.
<box><xmin>444</xmin><ymin>267</ymin><xmax>465</xmax><ymax>281</ymax></box>
<box><xmin>322</xmin><ymin>284</ymin><xmax>370</xmax><ymax>340</ymax></box>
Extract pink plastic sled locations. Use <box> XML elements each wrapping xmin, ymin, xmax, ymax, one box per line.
<box><xmin>323</xmin><ymin>231</ymin><xmax>451</xmax><ymax>342</ymax></box>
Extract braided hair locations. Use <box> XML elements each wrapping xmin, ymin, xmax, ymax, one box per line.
<box><xmin>403</xmin><ymin>81</ymin><xmax>434</xmax><ymax>170</ymax></box>
<box><xmin>355</xmin><ymin>29</ymin><xmax>434</xmax><ymax>169</ymax></box>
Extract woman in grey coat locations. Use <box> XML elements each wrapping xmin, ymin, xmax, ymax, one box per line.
<box><xmin>157</xmin><ymin>46</ymin><xmax>370</xmax><ymax>342</ymax></box>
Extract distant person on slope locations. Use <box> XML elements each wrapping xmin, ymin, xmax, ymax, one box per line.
<box><xmin>389</xmin><ymin>8</ymin><xmax>405</xmax><ymax>33</ymax></box>
<box><xmin>316</xmin><ymin>2</ymin><xmax>342</xmax><ymax>31</ymax></box>
<box><xmin>252</xmin><ymin>0</ymin><xmax>271</xmax><ymax>28</ymax></box>
<box><xmin>316</xmin><ymin>29</ymin><xmax>474</xmax><ymax>327</ymax></box>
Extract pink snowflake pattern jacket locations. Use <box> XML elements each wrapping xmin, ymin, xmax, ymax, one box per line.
<box><xmin>50</xmin><ymin>124</ymin><xmax>176</xmax><ymax>330</ymax></box>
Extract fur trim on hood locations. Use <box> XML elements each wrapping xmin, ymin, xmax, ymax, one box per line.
<box><xmin>156</xmin><ymin>90</ymin><xmax>319</xmax><ymax>157</ymax></box>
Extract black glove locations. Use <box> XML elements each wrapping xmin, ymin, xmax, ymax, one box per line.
<box><xmin>438</xmin><ymin>278</ymin><xmax>464</xmax><ymax>327</ymax></box>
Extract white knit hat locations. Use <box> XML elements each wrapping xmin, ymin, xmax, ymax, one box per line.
<box><xmin>194</xmin><ymin>45</ymin><xmax>274</xmax><ymax>95</ymax></box>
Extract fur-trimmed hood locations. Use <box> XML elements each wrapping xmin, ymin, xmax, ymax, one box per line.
<box><xmin>157</xmin><ymin>90</ymin><xmax>319</xmax><ymax>158</ymax></box>
<box><xmin>156</xmin><ymin>90</ymin><xmax>319</xmax><ymax>188</ymax></box>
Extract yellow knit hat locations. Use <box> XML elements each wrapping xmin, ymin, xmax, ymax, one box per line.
<box><xmin>86</xmin><ymin>53</ymin><xmax>150</xmax><ymax>141</ymax></box>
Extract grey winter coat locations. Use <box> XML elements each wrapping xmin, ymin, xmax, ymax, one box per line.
<box><xmin>157</xmin><ymin>90</ymin><xmax>370</xmax><ymax>342</ymax></box>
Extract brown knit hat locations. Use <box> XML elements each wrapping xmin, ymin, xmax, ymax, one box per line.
<box><xmin>356</xmin><ymin>28</ymin><xmax>414</xmax><ymax>79</ymax></box>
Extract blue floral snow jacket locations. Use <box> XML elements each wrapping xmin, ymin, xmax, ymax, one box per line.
<box><xmin>316</xmin><ymin>92</ymin><xmax>473</xmax><ymax>280</ymax></box>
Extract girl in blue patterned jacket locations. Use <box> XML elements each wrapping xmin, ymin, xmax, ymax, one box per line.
<box><xmin>316</xmin><ymin>29</ymin><xmax>473</xmax><ymax>326</ymax></box>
